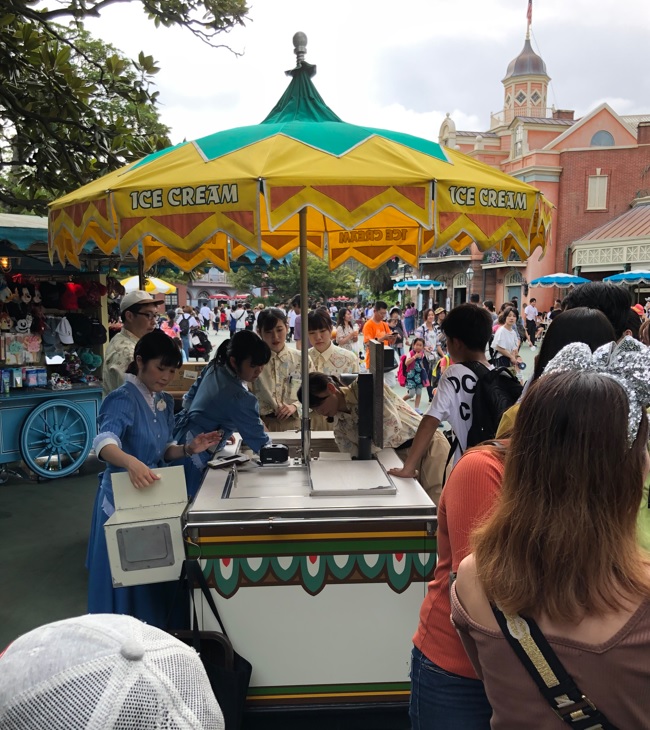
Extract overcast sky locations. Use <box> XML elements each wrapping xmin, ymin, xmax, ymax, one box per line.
<box><xmin>85</xmin><ymin>0</ymin><xmax>650</xmax><ymax>144</ymax></box>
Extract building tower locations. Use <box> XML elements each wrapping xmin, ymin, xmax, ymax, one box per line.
<box><xmin>500</xmin><ymin>11</ymin><xmax>549</xmax><ymax>126</ymax></box>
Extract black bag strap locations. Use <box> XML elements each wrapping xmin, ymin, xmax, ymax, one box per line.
<box><xmin>492</xmin><ymin>605</ymin><xmax>618</xmax><ymax>730</ymax></box>
<box><xmin>441</xmin><ymin>435</ymin><xmax>458</xmax><ymax>488</ymax></box>
<box><xmin>186</xmin><ymin>559</ymin><xmax>229</xmax><ymax>638</ymax></box>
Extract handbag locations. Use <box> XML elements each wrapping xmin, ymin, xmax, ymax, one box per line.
<box><xmin>492</xmin><ymin>604</ymin><xmax>618</xmax><ymax>729</ymax></box>
<box><xmin>171</xmin><ymin>560</ymin><xmax>252</xmax><ymax>730</ymax></box>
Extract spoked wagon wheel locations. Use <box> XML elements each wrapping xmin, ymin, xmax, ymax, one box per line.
<box><xmin>19</xmin><ymin>400</ymin><xmax>92</xmax><ymax>479</ymax></box>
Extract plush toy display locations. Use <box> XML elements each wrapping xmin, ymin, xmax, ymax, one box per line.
<box><xmin>14</xmin><ymin>314</ymin><xmax>33</xmax><ymax>334</ymax></box>
<box><xmin>79</xmin><ymin>348</ymin><xmax>102</xmax><ymax>372</ymax></box>
<box><xmin>0</xmin><ymin>281</ymin><xmax>14</xmax><ymax>303</ymax></box>
<box><xmin>0</xmin><ymin>311</ymin><xmax>12</xmax><ymax>331</ymax></box>
<box><xmin>19</xmin><ymin>284</ymin><xmax>34</xmax><ymax>305</ymax></box>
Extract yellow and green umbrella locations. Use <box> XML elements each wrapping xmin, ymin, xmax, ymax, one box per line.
<box><xmin>48</xmin><ymin>34</ymin><xmax>552</xmax><ymax>453</ymax></box>
<box><xmin>48</xmin><ymin>37</ymin><xmax>551</xmax><ymax>274</ymax></box>
<box><xmin>120</xmin><ymin>275</ymin><xmax>177</xmax><ymax>295</ymax></box>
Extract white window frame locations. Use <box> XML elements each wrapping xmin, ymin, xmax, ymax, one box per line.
<box><xmin>513</xmin><ymin>126</ymin><xmax>524</xmax><ymax>158</ymax></box>
<box><xmin>587</xmin><ymin>175</ymin><xmax>608</xmax><ymax>210</ymax></box>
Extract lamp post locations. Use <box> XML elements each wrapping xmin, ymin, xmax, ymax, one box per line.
<box><xmin>355</xmin><ymin>276</ymin><xmax>361</xmax><ymax>302</ymax></box>
<box><xmin>465</xmin><ymin>265</ymin><xmax>474</xmax><ymax>302</ymax></box>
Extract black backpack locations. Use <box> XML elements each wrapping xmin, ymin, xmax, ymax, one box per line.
<box><xmin>443</xmin><ymin>362</ymin><xmax>522</xmax><ymax>485</ymax></box>
<box><xmin>463</xmin><ymin>361</ymin><xmax>523</xmax><ymax>448</ymax></box>
<box><xmin>179</xmin><ymin>314</ymin><xmax>190</xmax><ymax>336</ymax></box>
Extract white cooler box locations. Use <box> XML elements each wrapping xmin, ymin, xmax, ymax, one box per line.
<box><xmin>104</xmin><ymin>465</ymin><xmax>187</xmax><ymax>587</ymax></box>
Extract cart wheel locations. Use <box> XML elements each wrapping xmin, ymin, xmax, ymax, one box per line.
<box><xmin>19</xmin><ymin>400</ymin><xmax>92</xmax><ymax>479</ymax></box>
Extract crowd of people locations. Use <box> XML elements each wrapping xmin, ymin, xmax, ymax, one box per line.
<box><xmin>7</xmin><ymin>281</ymin><xmax>650</xmax><ymax>728</ymax></box>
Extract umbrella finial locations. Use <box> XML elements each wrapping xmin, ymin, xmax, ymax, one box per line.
<box><xmin>293</xmin><ymin>32</ymin><xmax>307</xmax><ymax>64</ymax></box>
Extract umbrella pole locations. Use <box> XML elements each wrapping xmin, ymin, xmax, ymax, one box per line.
<box><xmin>138</xmin><ymin>254</ymin><xmax>146</xmax><ymax>291</ymax></box>
<box><xmin>299</xmin><ymin>208</ymin><xmax>311</xmax><ymax>465</ymax></box>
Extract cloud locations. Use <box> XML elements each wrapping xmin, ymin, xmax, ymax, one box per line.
<box><xmin>82</xmin><ymin>0</ymin><xmax>650</xmax><ymax>144</ymax></box>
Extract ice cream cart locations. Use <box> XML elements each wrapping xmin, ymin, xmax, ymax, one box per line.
<box><xmin>185</xmin><ymin>445</ymin><xmax>436</xmax><ymax>712</ymax></box>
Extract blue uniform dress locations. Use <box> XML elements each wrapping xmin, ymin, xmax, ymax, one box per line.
<box><xmin>87</xmin><ymin>377</ymin><xmax>183</xmax><ymax>629</ymax></box>
<box><xmin>175</xmin><ymin>362</ymin><xmax>271</xmax><ymax>496</ymax></box>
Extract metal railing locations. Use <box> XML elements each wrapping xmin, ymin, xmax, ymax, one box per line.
<box><xmin>490</xmin><ymin>106</ymin><xmax>555</xmax><ymax>128</ymax></box>
<box><xmin>482</xmin><ymin>250</ymin><xmax>522</xmax><ymax>264</ymax></box>
<box><xmin>420</xmin><ymin>245</ymin><xmax>471</xmax><ymax>260</ymax></box>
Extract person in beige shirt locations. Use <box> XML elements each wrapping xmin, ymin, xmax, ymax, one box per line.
<box><xmin>102</xmin><ymin>290</ymin><xmax>163</xmax><ymax>396</ymax></box>
<box><xmin>251</xmin><ymin>307</ymin><xmax>304</xmax><ymax>432</ymax></box>
<box><xmin>299</xmin><ymin>372</ymin><xmax>450</xmax><ymax>503</ymax></box>
<box><xmin>307</xmin><ymin>309</ymin><xmax>359</xmax><ymax>431</ymax></box>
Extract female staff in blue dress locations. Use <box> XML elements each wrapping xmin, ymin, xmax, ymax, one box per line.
<box><xmin>175</xmin><ymin>330</ymin><xmax>272</xmax><ymax>496</ymax></box>
<box><xmin>87</xmin><ymin>330</ymin><xmax>223</xmax><ymax>628</ymax></box>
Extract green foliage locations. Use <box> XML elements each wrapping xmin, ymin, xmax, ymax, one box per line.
<box><xmin>0</xmin><ymin>0</ymin><xmax>249</xmax><ymax>213</ymax></box>
<box><xmin>360</xmin><ymin>263</ymin><xmax>394</xmax><ymax>297</ymax></box>
<box><xmin>228</xmin><ymin>254</ymin><xmax>358</xmax><ymax>302</ymax></box>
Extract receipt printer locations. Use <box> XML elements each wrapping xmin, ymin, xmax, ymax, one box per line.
<box><xmin>259</xmin><ymin>444</ymin><xmax>289</xmax><ymax>464</ymax></box>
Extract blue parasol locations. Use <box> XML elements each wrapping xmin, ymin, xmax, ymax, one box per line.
<box><xmin>603</xmin><ymin>270</ymin><xmax>650</xmax><ymax>285</ymax></box>
<box><xmin>529</xmin><ymin>272</ymin><xmax>589</xmax><ymax>288</ymax></box>
<box><xmin>393</xmin><ymin>279</ymin><xmax>446</xmax><ymax>291</ymax></box>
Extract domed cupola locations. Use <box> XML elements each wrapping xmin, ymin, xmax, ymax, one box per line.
<box><xmin>500</xmin><ymin>20</ymin><xmax>550</xmax><ymax>126</ymax></box>
<box><xmin>504</xmin><ymin>37</ymin><xmax>547</xmax><ymax>80</ymax></box>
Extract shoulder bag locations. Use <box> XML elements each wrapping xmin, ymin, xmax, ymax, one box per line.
<box><xmin>492</xmin><ymin>604</ymin><xmax>618</xmax><ymax>729</ymax></box>
<box><xmin>170</xmin><ymin>560</ymin><xmax>252</xmax><ymax>730</ymax></box>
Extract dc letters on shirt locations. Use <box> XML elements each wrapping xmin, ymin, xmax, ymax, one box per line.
<box><xmin>446</xmin><ymin>371</ymin><xmax>478</xmax><ymax>423</ymax></box>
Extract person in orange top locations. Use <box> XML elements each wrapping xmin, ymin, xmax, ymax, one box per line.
<box><xmin>361</xmin><ymin>300</ymin><xmax>396</xmax><ymax>369</ymax></box>
<box><xmin>410</xmin><ymin>443</ymin><xmax>504</xmax><ymax>729</ymax></box>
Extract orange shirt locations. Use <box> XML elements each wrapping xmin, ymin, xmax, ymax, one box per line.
<box><xmin>412</xmin><ymin>447</ymin><xmax>503</xmax><ymax>678</ymax></box>
<box><xmin>362</xmin><ymin>318</ymin><xmax>391</xmax><ymax>368</ymax></box>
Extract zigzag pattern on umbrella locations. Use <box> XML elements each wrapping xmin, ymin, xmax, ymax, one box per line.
<box><xmin>329</xmin><ymin>238</ymin><xmax>419</xmax><ymax>269</ymax></box>
<box><xmin>114</xmin><ymin>210</ymin><xmax>260</xmax><ymax>260</ymax></box>
<box><xmin>142</xmin><ymin>235</ymin><xmax>230</xmax><ymax>272</ymax></box>
<box><xmin>49</xmin><ymin>200</ymin><xmax>118</xmax><ymax>259</ymax></box>
<box><xmin>265</xmin><ymin>183</ymin><xmax>432</xmax><ymax>231</ymax></box>
<box><xmin>433</xmin><ymin>211</ymin><xmax>533</xmax><ymax>255</ymax></box>
<box><xmin>259</xmin><ymin>233</ymin><xmax>324</xmax><ymax>259</ymax></box>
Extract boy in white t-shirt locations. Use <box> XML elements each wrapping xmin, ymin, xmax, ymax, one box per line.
<box><xmin>388</xmin><ymin>304</ymin><xmax>494</xmax><ymax>479</ymax></box>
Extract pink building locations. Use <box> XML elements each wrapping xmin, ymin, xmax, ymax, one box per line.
<box><xmin>426</xmin><ymin>19</ymin><xmax>650</xmax><ymax>311</ymax></box>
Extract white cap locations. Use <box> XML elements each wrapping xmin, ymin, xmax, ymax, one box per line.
<box><xmin>120</xmin><ymin>290</ymin><xmax>164</xmax><ymax>313</ymax></box>
<box><xmin>56</xmin><ymin>316</ymin><xmax>74</xmax><ymax>345</ymax></box>
<box><xmin>0</xmin><ymin>613</ymin><xmax>224</xmax><ymax>730</ymax></box>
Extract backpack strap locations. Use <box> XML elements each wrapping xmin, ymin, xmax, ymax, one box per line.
<box><xmin>491</xmin><ymin>605</ymin><xmax>618</xmax><ymax>730</ymax></box>
<box><xmin>441</xmin><ymin>435</ymin><xmax>459</xmax><ymax>488</ymax></box>
<box><xmin>459</xmin><ymin>360</ymin><xmax>491</xmax><ymax>378</ymax></box>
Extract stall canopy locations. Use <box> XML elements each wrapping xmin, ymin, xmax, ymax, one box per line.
<box><xmin>0</xmin><ymin>213</ymin><xmax>48</xmax><ymax>250</ymax></box>
<box><xmin>48</xmin><ymin>35</ymin><xmax>552</xmax><ymax>274</ymax></box>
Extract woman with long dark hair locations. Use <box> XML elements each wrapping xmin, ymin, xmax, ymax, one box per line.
<box><xmin>175</xmin><ymin>330</ymin><xmax>272</xmax><ymax>495</ymax></box>
<box><xmin>87</xmin><ymin>330</ymin><xmax>222</xmax><ymax>627</ymax></box>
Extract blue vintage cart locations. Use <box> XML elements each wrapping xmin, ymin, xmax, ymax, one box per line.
<box><xmin>0</xmin><ymin>385</ymin><xmax>102</xmax><ymax>481</ymax></box>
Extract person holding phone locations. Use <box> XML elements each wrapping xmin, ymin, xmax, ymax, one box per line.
<box><xmin>362</xmin><ymin>300</ymin><xmax>396</xmax><ymax>370</ymax></box>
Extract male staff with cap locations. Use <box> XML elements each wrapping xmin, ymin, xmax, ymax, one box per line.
<box><xmin>102</xmin><ymin>291</ymin><xmax>164</xmax><ymax>396</ymax></box>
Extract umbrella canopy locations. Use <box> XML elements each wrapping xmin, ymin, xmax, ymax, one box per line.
<box><xmin>120</xmin><ymin>275</ymin><xmax>177</xmax><ymax>294</ymax></box>
<box><xmin>393</xmin><ymin>279</ymin><xmax>446</xmax><ymax>291</ymax></box>
<box><xmin>49</xmin><ymin>37</ymin><xmax>551</xmax><ymax>274</ymax></box>
<box><xmin>529</xmin><ymin>273</ymin><xmax>589</xmax><ymax>288</ymax></box>
<box><xmin>604</xmin><ymin>270</ymin><xmax>650</xmax><ymax>285</ymax></box>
